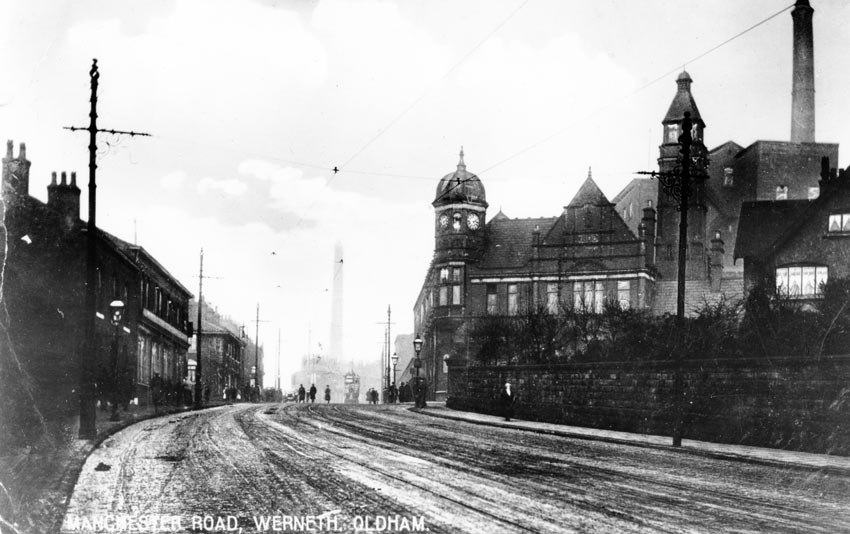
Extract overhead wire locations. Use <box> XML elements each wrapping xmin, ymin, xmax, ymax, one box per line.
<box><xmin>476</xmin><ymin>3</ymin><xmax>795</xmax><ymax>177</ymax></box>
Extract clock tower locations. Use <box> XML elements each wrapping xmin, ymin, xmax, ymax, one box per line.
<box><xmin>433</xmin><ymin>148</ymin><xmax>488</xmax><ymax>264</ymax></box>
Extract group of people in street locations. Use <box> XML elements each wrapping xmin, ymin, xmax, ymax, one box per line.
<box><xmin>292</xmin><ymin>384</ymin><xmax>333</xmax><ymax>404</ymax></box>
<box><xmin>365</xmin><ymin>388</ymin><xmax>380</xmax><ymax>404</ymax></box>
<box><xmin>297</xmin><ymin>383</ymin><xmax>317</xmax><ymax>403</ymax></box>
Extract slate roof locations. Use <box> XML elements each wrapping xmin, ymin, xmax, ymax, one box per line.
<box><xmin>434</xmin><ymin>148</ymin><xmax>487</xmax><ymax>207</ymax></box>
<box><xmin>477</xmin><ymin>216</ymin><xmax>557</xmax><ymax>271</ymax></box>
<box><xmin>101</xmin><ymin>231</ymin><xmax>193</xmax><ymax>297</ymax></box>
<box><xmin>663</xmin><ymin>71</ymin><xmax>703</xmax><ymax>124</ymax></box>
<box><xmin>734</xmin><ymin>200</ymin><xmax>811</xmax><ymax>259</ymax></box>
<box><xmin>567</xmin><ymin>175</ymin><xmax>611</xmax><ymax>207</ymax></box>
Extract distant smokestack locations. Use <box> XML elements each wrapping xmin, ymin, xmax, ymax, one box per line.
<box><xmin>791</xmin><ymin>0</ymin><xmax>815</xmax><ymax>143</ymax></box>
<box><xmin>329</xmin><ymin>242</ymin><xmax>344</xmax><ymax>361</ymax></box>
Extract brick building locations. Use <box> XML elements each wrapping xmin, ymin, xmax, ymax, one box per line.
<box><xmin>413</xmin><ymin>1</ymin><xmax>843</xmax><ymax>401</ymax></box>
<box><xmin>187</xmin><ymin>299</ymin><xmax>246</xmax><ymax>399</ymax></box>
<box><xmin>735</xmin><ymin>161</ymin><xmax>850</xmax><ymax>298</ymax></box>
<box><xmin>0</xmin><ymin>141</ymin><xmax>192</xmax><ymax>444</ymax></box>
<box><xmin>414</xmin><ymin>152</ymin><xmax>657</xmax><ymax>401</ymax></box>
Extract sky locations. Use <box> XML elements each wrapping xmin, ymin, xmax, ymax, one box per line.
<box><xmin>2</xmin><ymin>0</ymin><xmax>850</xmax><ymax>386</ymax></box>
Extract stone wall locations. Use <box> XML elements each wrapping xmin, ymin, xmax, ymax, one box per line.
<box><xmin>446</xmin><ymin>355</ymin><xmax>850</xmax><ymax>455</ymax></box>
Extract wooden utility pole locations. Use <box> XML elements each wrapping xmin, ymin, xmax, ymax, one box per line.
<box><xmin>251</xmin><ymin>303</ymin><xmax>271</xmax><ymax>400</ymax></box>
<box><xmin>194</xmin><ymin>249</ymin><xmax>204</xmax><ymax>409</ymax></box>
<box><xmin>637</xmin><ymin>111</ymin><xmax>703</xmax><ymax>447</ymax></box>
<box><xmin>65</xmin><ymin>59</ymin><xmax>150</xmax><ymax>439</ymax></box>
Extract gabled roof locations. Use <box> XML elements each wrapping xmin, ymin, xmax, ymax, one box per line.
<box><xmin>478</xmin><ymin>216</ymin><xmax>557</xmax><ymax>271</ymax></box>
<box><xmin>567</xmin><ymin>175</ymin><xmax>611</xmax><ymax>208</ymax></box>
<box><xmin>611</xmin><ymin>177</ymin><xmax>656</xmax><ymax>205</ymax></box>
<box><xmin>734</xmin><ymin>200</ymin><xmax>811</xmax><ymax>259</ymax></box>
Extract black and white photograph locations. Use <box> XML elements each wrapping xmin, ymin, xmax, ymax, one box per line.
<box><xmin>1</xmin><ymin>1</ymin><xmax>850</xmax><ymax>532</ymax></box>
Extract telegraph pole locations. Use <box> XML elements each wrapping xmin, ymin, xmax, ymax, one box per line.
<box><xmin>251</xmin><ymin>303</ymin><xmax>271</xmax><ymax>401</ymax></box>
<box><xmin>194</xmin><ymin>249</ymin><xmax>204</xmax><ymax>409</ymax></box>
<box><xmin>65</xmin><ymin>59</ymin><xmax>150</xmax><ymax>439</ymax></box>
<box><xmin>376</xmin><ymin>305</ymin><xmax>394</xmax><ymax>403</ymax></box>
<box><xmin>637</xmin><ymin>111</ymin><xmax>704</xmax><ymax>447</ymax></box>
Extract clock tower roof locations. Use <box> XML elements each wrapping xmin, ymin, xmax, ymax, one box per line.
<box><xmin>434</xmin><ymin>147</ymin><xmax>488</xmax><ymax>208</ymax></box>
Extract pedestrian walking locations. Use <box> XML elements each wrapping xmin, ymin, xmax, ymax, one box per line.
<box><xmin>500</xmin><ymin>381</ymin><xmax>516</xmax><ymax>421</ymax></box>
<box><xmin>150</xmin><ymin>372</ymin><xmax>163</xmax><ymax>413</ymax></box>
<box><xmin>298</xmin><ymin>384</ymin><xmax>306</xmax><ymax>403</ymax></box>
<box><xmin>324</xmin><ymin>385</ymin><xmax>331</xmax><ymax>404</ymax></box>
<box><xmin>309</xmin><ymin>384</ymin><xmax>317</xmax><ymax>403</ymax></box>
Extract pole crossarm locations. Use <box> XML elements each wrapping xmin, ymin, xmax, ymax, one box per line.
<box><xmin>63</xmin><ymin>126</ymin><xmax>152</xmax><ymax>137</ymax></box>
<box><xmin>67</xmin><ymin>58</ymin><xmax>152</xmax><ymax>439</ymax></box>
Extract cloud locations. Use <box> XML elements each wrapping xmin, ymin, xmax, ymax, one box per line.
<box><xmin>197</xmin><ymin>176</ymin><xmax>248</xmax><ymax>196</ymax></box>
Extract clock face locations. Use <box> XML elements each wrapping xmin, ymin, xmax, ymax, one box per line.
<box><xmin>467</xmin><ymin>213</ymin><xmax>480</xmax><ymax>230</ymax></box>
<box><xmin>439</xmin><ymin>213</ymin><xmax>449</xmax><ymax>229</ymax></box>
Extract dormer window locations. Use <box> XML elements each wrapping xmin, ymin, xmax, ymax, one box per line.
<box><xmin>775</xmin><ymin>185</ymin><xmax>788</xmax><ymax>200</ymax></box>
<box><xmin>808</xmin><ymin>186</ymin><xmax>820</xmax><ymax>200</ymax></box>
<box><xmin>690</xmin><ymin>122</ymin><xmax>700</xmax><ymax>141</ymax></box>
<box><xmin>828</xmin><ymin>213</ymin><xmax>850</xmax><ymax>233</ymax></box>
<box><xmin>723</xmin><ymin>168</ymin><xmax>734</xmax><ymax>186</ymax></box>
<box><xmin>666</xmin><ymin>124</ymin><xmax>679</xmax><ymax>143</ymax></box>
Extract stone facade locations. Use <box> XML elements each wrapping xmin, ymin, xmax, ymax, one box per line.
<box><xmin>447</xmin><ymin>356</ymin><xmax>850</xmax><ymax>454</ymax></box>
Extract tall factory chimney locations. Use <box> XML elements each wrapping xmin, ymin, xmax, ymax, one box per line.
<box><xmin>791</xmin><ymin>0</ymin><xmax>815</xmax><ymax>143</ymax></box>
<box><xmin>329</xmin><ymin>242</ymin><xmax>345</xmax><ymax>362</ymax></box>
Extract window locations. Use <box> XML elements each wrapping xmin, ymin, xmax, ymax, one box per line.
<box><xmin>486</xmin><ymin>284</ymin><xmax>497</xmax><ymax>315</ymax></box>
<box><xmin>438</xmin><ymin>266</ymin><xmax>463</xmax><ymax>306</ymax></box>
<box><xmin>666</xmin><ymin>124</ymin><xmax>678</xmax><ymax>143</ymax></box>
<box><xmin>618</xmin><ymin>280</ymin><xmax>630</xmax><ymax>309</ymax></box>
<box><xmin>723</xmin><ymin>168</ymin><xmax>734</xmax><ymax>186</ymax></box>
<box><xmin>507</xmin><ymin>284</ymin><xmax>518</xmax><ymax>315</ymax></box>
<box><xmin>808</xmin><ymin>186</ymin><xmax>820</xmax><ymax>200</ymax></box>
<box><xmin>546</xmin><ymin>283</ymin><xmax>559</xmax><ymax>314</ymax></box>
<box><xmin>776</xmin><ymin>185</ymin><xmax>788</xmax><ymax>200</ymax></box>
<box><xmin>776</xmin><ymin>265</ymin><xmax>827</xmax><ymax>296</ymax></box>
<box><xmin>452</xmin><ymin>212</ymin><xmax>462</xmax><ymax>232</ymax></box>
<box><xmin>828</xmin><ymin>213</ymin><xmax>850</xmax><ymax>233</ymax></box>
<box><xmin>574</xmin><ymin>281</ymin><xmax>605</xmax><ymax>313</ymax></box>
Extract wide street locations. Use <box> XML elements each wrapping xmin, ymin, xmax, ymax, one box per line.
<box><xmin>61</xmin><ymin>403</ymin><xmax>850</xmax><ymax>533</ymax></box>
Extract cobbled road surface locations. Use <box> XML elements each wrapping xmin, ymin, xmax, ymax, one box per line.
<box><xmin>60</xmin><ymin>403</ymin><xmax>850</xmax><ymax>533</ymax></box>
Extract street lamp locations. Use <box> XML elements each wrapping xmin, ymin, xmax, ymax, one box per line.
<box><xmin>108</xmin><ymin>300</ymin><xmax>125</xmax><ymax>422</ymax></box>
<box><xmin>391</xmin><ymin>352</ymin><xmax>399</xmax><ymax>403</ymax></box>
<box><xmin>413</xmin><ymin>334</ymin><xmax>425</xmax><ymax>408</ymax></box>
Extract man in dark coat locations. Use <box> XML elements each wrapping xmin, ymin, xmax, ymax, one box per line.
<box><xmin>298</xmin><ymin>384</ymin><xmax>306</xmax><ymax>403</ymax></box>
<box><xmin>309</xmin><ymin>384</ymin><xmax>317</xmax><ymax>403</ymax></box>
<box><xmin>324</xmin><ymin>385</ymin><xmax>331</xmax><ymax>404</ymax></box>
<box><xmin>500</xmin><ymin>382</ymin><xmax>516</xmax><ymax>421</ymax></box>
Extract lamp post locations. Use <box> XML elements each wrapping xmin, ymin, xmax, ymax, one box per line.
<box><xmin>108</xmin><ymin>300</ymin><xmax>125</xmax><ymax>422</ymax></box>
<box><xmin>391</xmin><ymin>352</ymin><xmax>399</xmax><ymax>403</ymax></box>
<box><xmin>413</xmin><ymin>334</ymin><xmax>425</xmax><ymax>409</ymax></box>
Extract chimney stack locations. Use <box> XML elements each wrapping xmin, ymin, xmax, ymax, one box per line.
<box><xmin>2</xmin><ymin>140</ymin><xmax>32</xmax><ymax>198</ymax></box>
<box><xmin>791</xmin><ymin>0</ymin><xmax>815</xmax><ymax>143</ymax></box>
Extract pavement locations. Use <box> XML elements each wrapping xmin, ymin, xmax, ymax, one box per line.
<box><xmin>415</xmin><ymin>402</ymin><xmax>850</xmax><ymax>476</ymax></box>
<box><xmin>0</xmin><ymin>401</ymin><xmax>228</xmax><ymax>534</ymax></box>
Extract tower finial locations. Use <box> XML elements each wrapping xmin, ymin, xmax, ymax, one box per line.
<box><xmin>587</xmin><ymin>166</ymin><xmax>592</xmax><ymax>180</ymax></box>
<box><xmin>457</xmin><ymin>146</ymin><xmax>466</xmax><ymax>171</ymax></box>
